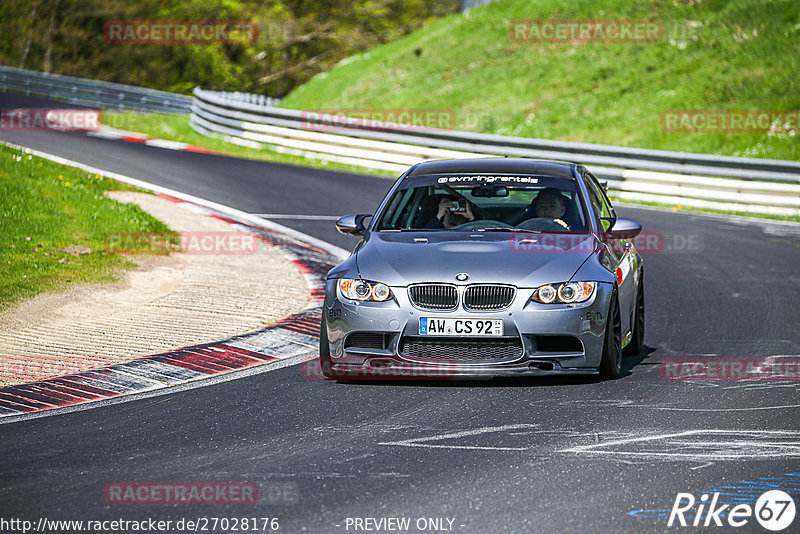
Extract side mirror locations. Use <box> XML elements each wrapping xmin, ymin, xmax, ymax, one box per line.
<box><xmin>607</xmin><ymin>218</ymin><xmax>642</xmax><ymax>240</ymax></box>
<box><xmin>335</xmin><ymin>214</ymin><xmax>371</xmax><ymax>236</ymax></box>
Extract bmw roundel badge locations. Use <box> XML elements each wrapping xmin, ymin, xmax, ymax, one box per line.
<box><xmin>455</xmin><ymin>273</ymin><xmax>469</xmax><ymax>282</ymax></box>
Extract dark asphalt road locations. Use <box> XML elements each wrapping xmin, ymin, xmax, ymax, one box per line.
<box><xmin>2</xmin><ymin>92</ymin><xmax>799</xmax><ymax>533</ymax></box>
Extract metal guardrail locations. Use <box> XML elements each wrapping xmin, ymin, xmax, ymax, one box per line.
<box><xmin>191</xmin><ymin>88</ymin><xmax>800</xmax><ymax>216</ymax></box>
<box><xmin>0</xmin><ymin>65</ymin><xmax>191</xmax><ymax>114</ymax></box>
<box><xmin>204</xmin><ymin>90</ymin><xmax>281</xmax><ymax>109</ymax></box>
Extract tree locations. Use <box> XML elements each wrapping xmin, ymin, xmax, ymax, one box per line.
<box><xmin>0</xmin><ymin>0</ymin><xmax>459</xmax><ymax>96</ymax></box>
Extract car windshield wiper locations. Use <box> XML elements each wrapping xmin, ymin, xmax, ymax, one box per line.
<box><xmin>380</xmin><ymin>228</ymin><xmax>541</xmax><ymax>233</ymax></box>
<box><xmin>477</xmin><ymin>227</ymin><xmax>540</xmax><ymax>233</ymax></box>
<box><xmin>379</xmin><ymin>228</ymin><xmax>425</xmax><ymax>232</ymax></box>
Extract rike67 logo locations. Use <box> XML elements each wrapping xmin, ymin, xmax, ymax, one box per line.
<box><xmin>669</xmin><ymin>490</ymin><xmax>796</xmax><ymax>531</ymax></box>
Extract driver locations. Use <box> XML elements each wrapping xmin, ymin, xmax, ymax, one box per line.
<box><xmin>427</xmin><ymin>195</ymin><xmax>476</xmax><ymax>228</ymax></box>
<box><xmin>529</xmin><ymin>188</ymin><xmax>570</xmax><ymax>229</ymax></box>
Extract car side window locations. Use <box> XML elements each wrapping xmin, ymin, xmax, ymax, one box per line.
<box><xmin>591</xmin><ymin>173</ymin><xmax>616</xmax><ymax>218</ymax></box>
<box><xmin>379</xmin><ymin>187</ymin><xmax>414</xmax><ymax>229</ymax></box>
<box><xmin>584</xmin><ymin>172</ymin><xmax>614</xmax><ymax>232</ymax></box>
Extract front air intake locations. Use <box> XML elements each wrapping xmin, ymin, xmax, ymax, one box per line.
<box><xmin>464</xmin><ymin>284</ymin><xmax>516</xmax><ymax>311</ymax></box>
<box><xmin>408</xmin><ymin>284</ymin><xmax>458</xmax><ymax>310</ymax></box>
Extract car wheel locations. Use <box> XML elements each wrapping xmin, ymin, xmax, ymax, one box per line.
<box><xmin>623</xmin><ymin>270</ymin><xmax>645</xmax><ymax>356</ymax></box>
<box><xmin>319</xmin><ymin>312</ymin><xmax>334</xmax><ymax>378</ymax></box>
<box><xmin>599</xmin><ymin>290</ymin><xmax>622</xmax><ymax>379</ymax></box>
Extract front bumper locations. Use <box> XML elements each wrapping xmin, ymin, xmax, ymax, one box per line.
<box><xmin>325</xmin><ymin>359</ymin><xmax>600</xmax><ymax>380</ymax></box>
<box><xmin>323</xmin><ymin>279</ymin><xmax>613</xmax><ymax>379</ymax></box>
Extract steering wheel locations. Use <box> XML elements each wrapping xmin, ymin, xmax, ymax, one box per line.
<box><xmin>451</xmin><ymin>220</ymin><xmax>515</xmax><ymax>231</ymax></box>
<box><xmin>516</xmin><ymin>218</ymin><xmax>569</xmax><ymax>231</ymax></box>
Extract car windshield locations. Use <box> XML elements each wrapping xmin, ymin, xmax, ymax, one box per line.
<box><xmin>375</xmin><ymin>175</ymin><xmax>590</xmax><ymax>232</ymax></box>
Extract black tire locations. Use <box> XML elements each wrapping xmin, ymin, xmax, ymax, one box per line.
<box><xmin>623</xmin><ymin>270</ymin><xmax>645</xmax><ymax>356</ymax></box>
<box><xmin>599</xmin><ymin>290</ymin><xmax>622</xmax><ymax>379</ymax></box>
<box><xmin>319</xmin><ymin>312</ymin><xmax>334</xmax><ymax>378</ymax></box>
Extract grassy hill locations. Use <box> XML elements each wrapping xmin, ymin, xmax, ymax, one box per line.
<box><xmin>281</xmin><ymin>0</ymin><xmax>800</xmax><ymax>161</ymax></box>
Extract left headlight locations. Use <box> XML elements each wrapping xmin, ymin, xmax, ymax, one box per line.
<box><xmin>338</xmin><ymin>278</ymin><xmax>393</xmax><ymax>302</ymax></box>
<box><xmin>531</xmin><ymin>281</ymin><xmax>596</xmax><ymax>304</ymax></box>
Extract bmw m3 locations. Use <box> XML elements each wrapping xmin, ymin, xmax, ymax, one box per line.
<box><xmin>320</xmin><ymin>158</ymin><xmax>644</xmax><ymax>380</ymax></box>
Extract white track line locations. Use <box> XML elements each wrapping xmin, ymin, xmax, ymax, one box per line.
<box><xmin>254</xmin><ymin>214</ymin><xmax>342</xmax><ymax>220</ymax></box>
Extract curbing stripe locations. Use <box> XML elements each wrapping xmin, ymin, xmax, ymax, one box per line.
<box><xmin>24</xmin><ymin>383</ymin><xmax>87</xmax><ymax>403</ymax></box>
<box><xmin>278</xmin><ymin>314</ymin><xmax>323</xmax><ymax>337</ymax></box>
<box><xmin>70</xmin><ymin>373</ymin><xmax>138</xmax><ymax>394</ymax></box>
<box><xmin>81</xmin><ymin>370</ymin><xmax>154</xmax><ymax>392</ymax></box>
<box><xmin>37</xmin><ymin>381</ymin><xmax>103</xmax><ymax>400</ymax></box>
<box><xmin>224</xmin><ymin>328</ymin><xmax>318</xmax><ymax>355</ymax></box>
<box><xmin>3</xmin><ymin>387</ymin><xmax>64</xmax><ymax>408</ymax></box>
<box><xmin>153</xmin><ymin>352</ymin><xmax>236</xmax><ymax>375</ymax></box>
<box><xmin>120</xmin><ymin>359</ymin><xmax>205</xmax><ymax>382</ymax></box>
<box><xmin>0</xmin><ymin>393</ymin><xmax>47</xmax><ymax>412</ymax></box>
<box><xmin>0</xmin><ymin>401</ymin><xmax>36</xmax><ymax>413</ymax></box>
<box><xmin>12</xmin><ymin>385</ymin><xmax>80</xmax><ymax>405</ymax></box>
<box><xmin>64</xmin><ymin>376</ymin><xmax>129</xmax><ymax>395</ymax></box>
<box><xmin>110</xmin><ymin>363</ymin><xmax>191</xmax><ymax>385</ymax></box>
<box><xmin>50</xmin><ymin>378</ymin><xmax>122</xmax><ymax>397</ymax></box>
<box><xmin>88</xmin><ymin>126</ymin><xmax>221</xmax><ymax>154</ymax></box>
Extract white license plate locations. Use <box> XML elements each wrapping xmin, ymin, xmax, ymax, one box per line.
<box><xmin>419</xmin><ymin>318</ymin><xmax>503</xmax><ymax>336</ymax></box>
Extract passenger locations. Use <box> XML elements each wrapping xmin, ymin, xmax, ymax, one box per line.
<box><xmin>426</xmin><ymin>195</ymin><xmax>476</xmax><ymax>228</ymax></box>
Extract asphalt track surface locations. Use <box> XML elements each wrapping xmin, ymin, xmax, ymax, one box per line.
<box><xmin>2</xmin><ymin>92</ymin><xmax>799</xmax><ymax>533</ymax></box>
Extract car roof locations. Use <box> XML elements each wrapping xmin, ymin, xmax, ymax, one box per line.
<box><xmin>406</xmin><ymin>158</ymin><xmax>579</xmax><ymax>179</ymax></box>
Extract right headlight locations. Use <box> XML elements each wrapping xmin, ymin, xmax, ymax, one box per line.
<box><xmin>531</xmin><ymin>281</ymin><xmax>596</xmax><ymax>304</ymax></box>
<box><xmin>338</xmin><ymin>278</ymin><xmax>393</xmax><ymax>302</ymax></box>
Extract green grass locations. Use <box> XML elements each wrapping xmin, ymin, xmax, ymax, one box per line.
<box><xmin>0</xmin><ymin>144</ymin><xmax>177</xmax><ymax>312</ymax></box>
<box><xmin>280</xmin><ymin>0</ymin><xmax>800</xmax><ymax>161</ymax></box>
<box><xmin>102</xmin><ymin>112</ymin><xmax>396</xmax><ymax>178</ymax></box>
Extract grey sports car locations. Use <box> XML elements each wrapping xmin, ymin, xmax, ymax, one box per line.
<box><xmin>320</xmin><ymin>158</ymin><xmax>644</xmax><ymax>380</ymax></box>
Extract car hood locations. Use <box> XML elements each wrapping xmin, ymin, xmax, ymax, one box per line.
<box><xmin>355</xmin><ymin>231</ymin><xmax>598</xmax><ymax>288</ymax></box>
